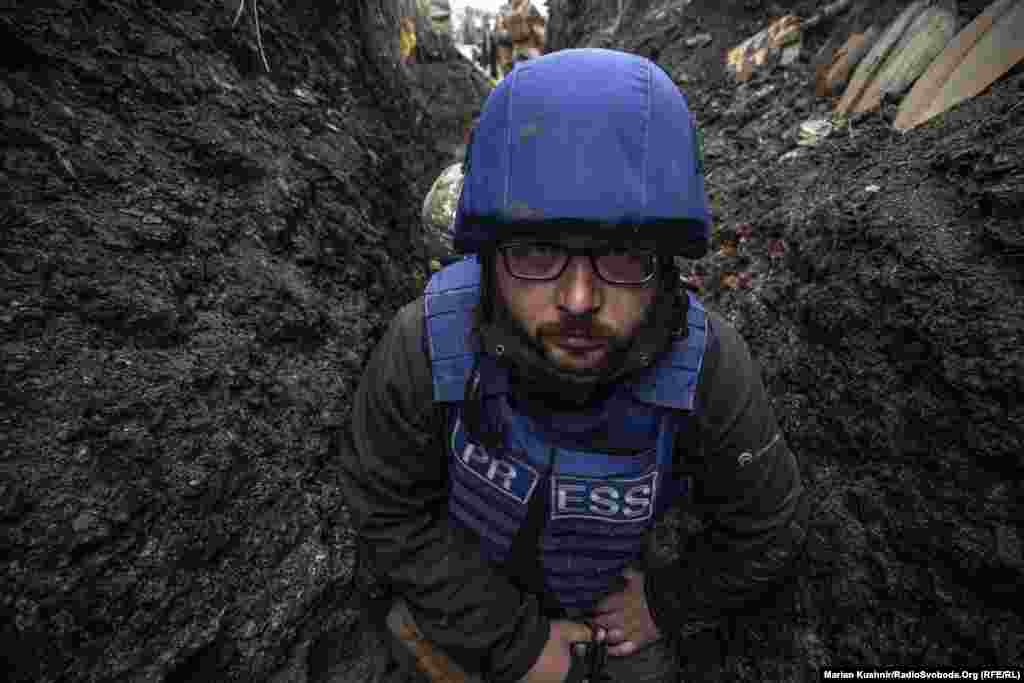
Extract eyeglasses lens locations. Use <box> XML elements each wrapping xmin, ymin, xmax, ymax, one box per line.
<box><xmin>504</xmin><ymin>243</ymin><xmax>565</xmax><ymax>278</ymax></box>
<box><xmin>598</xmin><ymin>249</ymin><xmax>655</xmax><ymax>283</ymax></box>
<box><xmin>503</xmin><ymin>244</ymin><xmax>654</xmax><ymax>284</ymax></box>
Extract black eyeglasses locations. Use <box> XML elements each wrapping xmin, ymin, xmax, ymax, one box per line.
<box><xmin>499</xmin><ymin>242</ymin><xmax>658</xmax><ymax>285</ymax></box>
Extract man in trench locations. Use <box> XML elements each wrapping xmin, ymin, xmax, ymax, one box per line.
<box><xmin>342</xmin><ymin>48</ymin><xmax>808</xmax><ymax>683</ymax></box>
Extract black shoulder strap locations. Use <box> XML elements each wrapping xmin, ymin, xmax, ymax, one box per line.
<box><xmin>668</xmin><ymin>312</ymin><xmax>717</xmax><ymax>482</ymax></box>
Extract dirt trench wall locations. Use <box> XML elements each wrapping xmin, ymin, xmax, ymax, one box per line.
<box><xmin>1</xmin><ymin>1</ymin><xmax>447</xmax><ymax>681</ymax></box>
<box><xmin>687</xmin><ymin>81</ymin><xmax>1024</xmax><ymax>678</ymax></box>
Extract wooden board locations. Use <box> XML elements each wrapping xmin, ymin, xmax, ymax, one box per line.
<box><xmin>816</xmin><ymin>27</ymin><xmax>879</xmax><ymax>96</ymax></box>
<box><xmin>895</xmin><ymin>0</ymin><xmax>1024</xmax><ymax>130</ymax></box>
<box><xmin>850</xmin><ymin>1</ymin><xmax>958</xmax><ymax>114</ymax></box>
<box><xmin>836</xmin><ymin>0</ymin><xmax>928</xmax><ymax>115</ymax></box>
<box><xmin>386</xmin><ymin>599</ymin><xmax>471</xmax><ymax>683</ymax></box>
<box><xmin>844</xmin><ymin>24</ymin><xmax>881</xmax><ymax>78</ymax></box>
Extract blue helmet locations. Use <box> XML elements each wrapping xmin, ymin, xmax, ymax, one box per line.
<box><xmin>453</xmin><ymin>48</ymin><xmax>710</xmax><ymax>259</ymax></box>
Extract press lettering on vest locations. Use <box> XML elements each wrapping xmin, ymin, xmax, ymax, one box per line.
<box><xmin>551</xmin><ymin>471</ymin><xmax>658</xmax><ymax>523</ymax></box>
<box><xmin>624</xmin><ymin>485</ymin><xmax>652</xmax><ymax>518</ymax></box>
<box><xmin>590</xmin><ymin>486</ymin><xmax>619</xmax><ymax>516</ymax></box>
<box><xmin>452</xmin><ymin>416</ymin><xmax>540</xmax><ymax>505</ymax></box>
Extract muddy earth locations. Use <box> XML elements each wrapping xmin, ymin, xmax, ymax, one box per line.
<box><xmin>1</xmin><ymin>1</ymin><xmax>1021</xmax><ymax>681</ymax></box>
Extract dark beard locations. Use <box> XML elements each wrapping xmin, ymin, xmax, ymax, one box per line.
<box><xmin>474</xmin><ymin>253</ymin><xmax>685</xmax><ymax>408</ymax></box>
<box><xmin>489</xmin><ymin>310</ymin><xmax>631</xmax><ymax>407</ymax></box>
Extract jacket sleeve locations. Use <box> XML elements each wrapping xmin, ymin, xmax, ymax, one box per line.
<box><xmin>339</xmin><ymin>299</ymin><xmax>550</xmax><ymax>683</ymax></box>
<box><xmin>645</xmin><ymin>312</ymin><xmax>808</xmax><ymax>635</ymax></box>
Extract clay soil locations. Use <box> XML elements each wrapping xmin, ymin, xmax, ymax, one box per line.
<box><xmin>1</xmin><ymin>1</ymin><xmax>1021</xmax><ymax>682</ymax></box>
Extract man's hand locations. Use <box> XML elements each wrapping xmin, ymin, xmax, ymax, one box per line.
<box><xmin>518</xmin><ymin>619</ymin><xmax>602</xmax><ymax>683</ymax></box>
<box><xmin>588</xmin><ymin>568</ymin><xmax>661</xmax><ymax>656</ymax></box>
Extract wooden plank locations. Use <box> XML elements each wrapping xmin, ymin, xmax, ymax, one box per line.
<box><xmin>817</xmin><ymin>26</ymin><xmax>881</xmax><ymax>96</ymax></box>
<box><xmin>850</xmin><ymin>1</ymin><xmax>959</xmax><ymax>114</ymax></box>
<box><xmin>387</xmin><ymin>599</ymin><xmax>473</xmax><ymax>683</ymax></box>
<box><xmin>835</xmin><ymin>0</ymin><xmax>928</xmax><ymax>115</ymax></box>
<box><xmin>895</xmin><ymin>0</ymin><xmax>1023</xmax><ymax>130</ymax></box>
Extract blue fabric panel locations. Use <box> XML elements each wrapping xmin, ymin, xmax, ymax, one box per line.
<box><xmin>425</xmin><ymin>258</ymin><xmax>481</xmax><ymax>402</ymax></box>
<box><xmin>630</xmin><ymin>292</ymin><xmax>706</xmax><ymax>409</ymax></box>
<box><xmin>540</xmin><ymin>534</ymin><xmax>643</xmax><ymax>555</ymax></box>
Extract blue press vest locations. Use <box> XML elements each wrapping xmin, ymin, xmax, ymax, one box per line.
<box><xmin>424</xmin><ymin>257</ymin><xmax>708</xmax><ymax>609</ymax></box>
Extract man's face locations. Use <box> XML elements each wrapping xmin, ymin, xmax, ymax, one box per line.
<box><xmin>493</xmin><ymin>243</ymin><xmax>658</xmax><ymax>373</ymax></box>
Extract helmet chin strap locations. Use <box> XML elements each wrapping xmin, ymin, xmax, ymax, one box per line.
<box><xmin>474</xmin><ymin>253</ymin><xmax>685</xmax><ymax>407</ymax></box>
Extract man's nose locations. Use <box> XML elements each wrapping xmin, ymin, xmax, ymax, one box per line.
<box><xmin>557</xmin><ymin>255</ymin><xmax>601</xmax><ymax>315</ymax></box>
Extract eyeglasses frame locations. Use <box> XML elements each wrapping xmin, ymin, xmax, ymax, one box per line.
<box><xmin>497</xmin><ymin>241</ymin><xmax>659</xmax><ymax>286</ymax></box>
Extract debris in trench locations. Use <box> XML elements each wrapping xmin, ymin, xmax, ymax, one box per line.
<box><xmin>797</xmin><ymin>119</ymin><xmax>835</xmax><ymax>146</ymax></box>
<box><xmin>727</xmin><ymin>0</ymin><xmax>854</xmax><ymax>82</ymax></box>
<box><xmin>835</xmin><ymin>0</ymin><xmax>929</xmax><ymax>113</ymax></box>
<box><xmin>424</xmin><ymin>0</ymin><xmax>453</xmax><ymax>35</ymax></box>
<box><xmin>421</xmin><ymin>162</ymin><xmax>465</xmax><ymax>271</ymax></box>
<box><xmin>734</xmin><ymin>0</ymin><xmax>1022</xmax><ymax>130</ymax></box>
<box><xmin>835</xmin><ymin>0</ymin><xmax>959</xmax><ymax>116</ymax></box>
<box><xmin>815</xmin><ymin>25</ymin><xmax>880</xmax><ymax>97</ymax></box>
<box><xmin>727</xmin><ymin>15</ymin><xmax>802</xmax><ymax>82</ymax></box>
<box><xmin>492</xmin><ymin>0</ymin><xmax>546</xmax><ymax>79</ymax></box>
<box><xmin>718</xmin><ymin>236</ymin><xmax>740</xmax><ymax>258</ymax></box>
<box><xmin>400</xmin><ymin>16</ymin><xmax>418</xmax><ymax>64</ymax></box>
<box><xmin>895</xmin><ymin>0</ymin><xmax>1024</xmax><ymax>131</ymax></box>
<box><xmin>839</xmin><ymin>0</ymin><xmax>958</xmax><ymax>116</ymax></box>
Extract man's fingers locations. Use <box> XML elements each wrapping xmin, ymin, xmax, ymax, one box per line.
<box><xmin>608</xmin><ymin>640</ymin><xmax>638</xmax><ymax>657</ymax></box>
<box><xmin>565</xmin><ymin>621</ymin><xmax>596</xmax><ymax>643</ymax></box>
